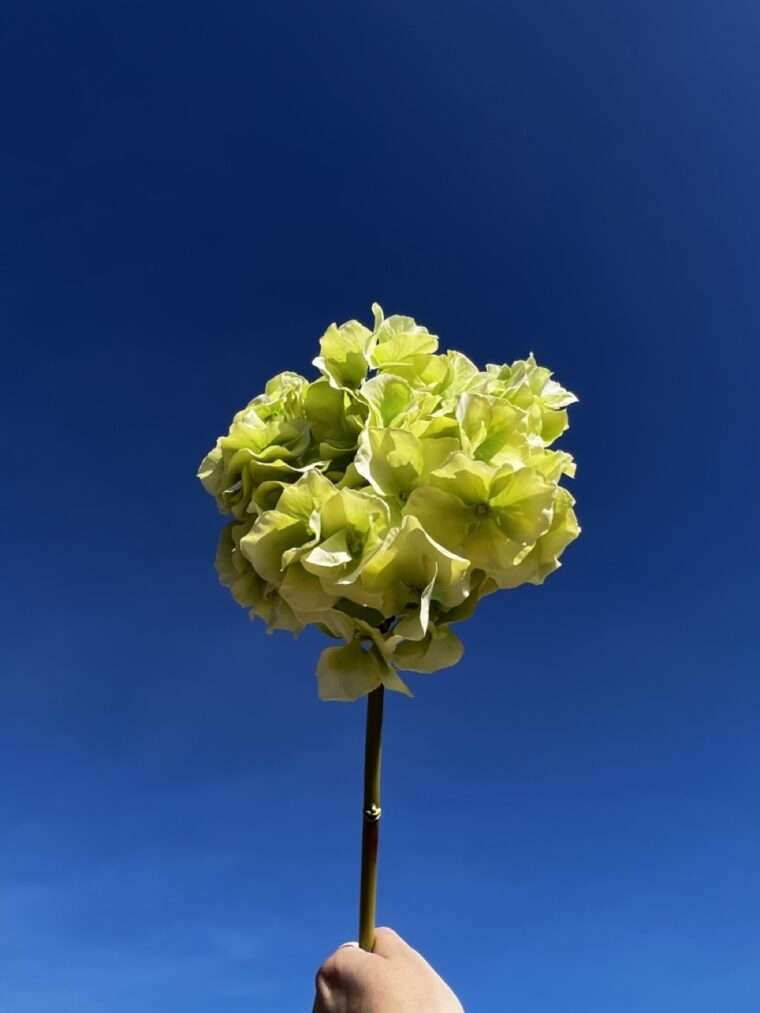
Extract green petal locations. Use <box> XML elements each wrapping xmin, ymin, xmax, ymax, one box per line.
<box><xmin>215</xmin><ymin>523</ymin><xmax>262</xmax><ymax>607</ymax></box>
<box><xmin>483</xmin><ymin>355</ymin><xmax>577</xmax><ymax>447</ymax></box>
<box><xmin>392</xmin><ymin>625</ymin><xmax>464</xmax><ymax>673</ymax></box>
<box><xmin>411</xmin><ymin>414</ymin><xmax>460</xmax><ymax>441</ymax></box>
<box><xmin>258</xmin><ymin>370</ymin><xmax>310</xmax><ymax>411</ymax></box>
<box><xmin>427</xmin><ymin>451</ymin><xmax>494</xmax><ymax>505</ymax></box>
<box><xmin>456</xmin><ymin>393</ymin><xmax>529</xmax><ymax>466</ymax></box>
<box><xmin>433</xmin><ymin>570</ymin><xmax>488</xmax><ymax>623</ymax></box>
<box><xmin>319</xmin><ymin>487</ymin><xmax>391</xmax><ymax>541</ymax></box>
<box><xmin>236</xmin><ymin>456</ymin><xmax>320</xmax><ymax>518</ymax></box>
<box><xmin>489</xmin><ymin>467</ymin><xmax>556</xmax><ymax>543</ymax></box>
<box><xmin>313</xmin><ymin>319</ymin><xmax>373</xmax><ymax>389</ymax></box>
<box><xmin>354</xmin><ymin>428</ymin><xmax>424</xmax><ymax>498</ymax></box>
<box><xmin>304</xmin><ymin>378</ymin><xmax>364</xmax><ymax>447</ymax></box>
<box><xmin>463</xmin><ymin>516</ymin><xmax>527</xmax><ymax>572</ymax></box>
<box><xmin>378</xmin><ymin>664</ymin><xmax>414</xmax><ymax>697</ymax></box>
<box><xmin>239</xmin><ymin>510</ymin><xmax>309</xmax><ymax>585</ymax></box>
<box><xmin>392</xmin><ymin>570</ymin><xmax>436</xmax><ymax>642</ymax></box>
<box><xmin>276</xmin><ymin>469</ymin><xmax>336</xmax><ymax>521</ymax></box>
<box><xmin>529</xmin><ymin>448</ymin><xmax>577</xmax><ymax>482</ymax></box>
<box><xmin>540</xmin><ymin>407</ymin><xmax>569</xmax><ymax>444</ymax></box>
<box><xmin>359</xmin><ymin>373</ymin><xmax>415</xmax><ymax>427</ymax></box>
<box><xmin>316</xmin><ymin>638</ymin><xmax>385</xmax><ymax>701</ymax></box>
<box><xmin>256</xmin><ymin>591</ymin><xmax>303</xmax><ymax>635</ymax></box>
<box><xmin>279</xmin><ymin>564</ymin><xmax>337</xmax><ymax>613</ymax></box>
<box><xmin>303</xmin><ymin>530</ymin><xmax>353</xmax><ymax>571</ymax></box>
<box><xmin>490</xmin><ymin>487</ymin><xmax>580</xmax><ymax>589</ymax></box>
<box><xmin>531</xmin><ymin>488</ymin><xmax>581</xmax><ymax>580</ymax></box>
<box><xmin>306</xmin><ymin>607</ymin><xmax>358</xmax><ymax>642</ymax></box>
<box><xmin>360</xmin><ymin>515</ymin><xmax>471</xmax><ymax>610</ymax></box>
<box><xmin>369</xmin><ymin>304</ymin><xmax>439</xmax><ymax>371</ymax></box>
<box><xmin>336</xmin><ymin>462</ymin><xmax>367</xmax><ymax>490</ymax></box>
<box><xmin>420</xmin><ymin>436</ymin><xmax>461</xmax><ymax>475</ymax></box>
<box><xmin>215</xmin><ymin>523</ymin><xmax>303</xmax><ymax>634</ymax></box>
<box><xmin>439</xmin><ymin>350</ymin><xmax>480</xmax><ymax>400</ymax></box>
<box><xmin>380</xmin><ymin>354</ymin><xmax>449</xmax><ymax>390</ymax></box>
<box><xmin>198</xmin><ymin>370</ymin><xmax>315</xmax><ymax>518</ymax></box>
<box><xmin>403</xmin><ymin>486</ymin><xmax>472</xmax><ymax>554</ymax></box>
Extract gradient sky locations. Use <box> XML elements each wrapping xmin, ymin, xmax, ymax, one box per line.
<box><xmin>2</xmin><ymin>2</ymin><xmax>759</xmax><ymax>1011</ymax></box>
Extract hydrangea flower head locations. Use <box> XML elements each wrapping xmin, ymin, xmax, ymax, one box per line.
<box><xmin>199</xmin><ymin>305</ymin><xmax>580</xmax><ymax>701</ymax></box>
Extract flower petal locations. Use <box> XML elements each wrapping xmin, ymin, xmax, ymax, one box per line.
<box><xmin>316</xmin><ymin>639</ymin><xmax>384</xmax><ymax>701</ymax></box>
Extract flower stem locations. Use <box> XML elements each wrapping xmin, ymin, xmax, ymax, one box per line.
<box><xmin>358</xmin><ymin>684</ymin><xmax>385</xmax><ymax>951</ymax></box>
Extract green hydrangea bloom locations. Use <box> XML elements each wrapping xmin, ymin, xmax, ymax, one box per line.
<box><xmin>199</xmin><ymin>305</ymin><xmax>580</xmax><ymax>701</ymax></box>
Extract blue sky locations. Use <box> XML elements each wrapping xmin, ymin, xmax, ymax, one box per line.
<box><xmin>1</xmin><ymin>1</ymin><xmax>759</xmax><ymax>1010</ymax></box>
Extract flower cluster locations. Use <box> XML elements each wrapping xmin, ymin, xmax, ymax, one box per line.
<box><xmin>199</xmin><ymin>305</ymin><xmax>580</xmax><ymax>701</ymax></box>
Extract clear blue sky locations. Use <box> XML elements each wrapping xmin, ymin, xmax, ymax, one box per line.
<box><xmin>2</xmin><ymin>2</ymin><xmax>759</xmax><ymax>1011</ymax></box>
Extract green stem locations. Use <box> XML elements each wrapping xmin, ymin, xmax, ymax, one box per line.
<box><xmin>358</xmin><ymin>684</ymin><xmax>385</xmax><ymax>951</ymax></box>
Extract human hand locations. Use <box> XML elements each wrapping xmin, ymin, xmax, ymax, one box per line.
<box><xmin>313</xmin><ymin>927</ymin><xmax>464</xmax><ymax>1012</ymax></box>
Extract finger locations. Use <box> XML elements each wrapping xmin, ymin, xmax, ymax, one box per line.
<box><xmin>318</xmin><ymin>939</ymin><xmax>374</xmax><ymax>985</ymax></box>
<box><xmin>371</xmin><ymin>926</ymin><xmax>410</xmax><ymax>958</ymax></box>
<box><xmin>318</xmin><ymin>940</ymin><xmax>360</xmax><ymax>970</ymax></box>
